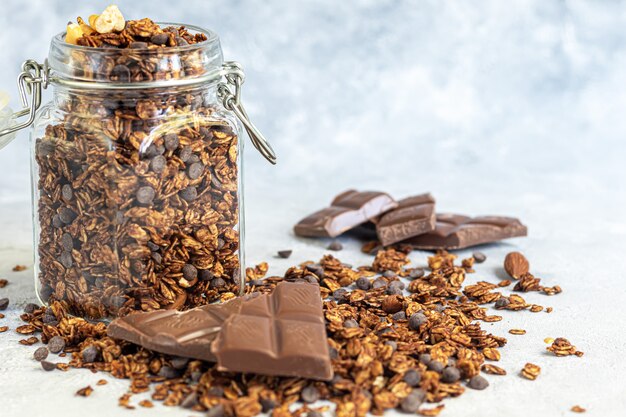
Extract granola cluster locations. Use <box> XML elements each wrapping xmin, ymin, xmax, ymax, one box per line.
<box><xmin>16</xmin><ymin>249</ymin><xmax>569</xmax><ymax>417</ymax></box>
<box><xmin>36</xmin><ymin>15</ymin><xmax>239</xmax><ymax>319</ymax></box>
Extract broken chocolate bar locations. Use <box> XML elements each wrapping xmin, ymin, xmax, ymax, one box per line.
<box><xmin>107</xmin><ymin>296</ymin><xmax>250</xmax><ymax>362</ymax></box>
<box><xmin>294</xmin><ymin>190</ymin><xmax>397</xmax><ymax>238</ymax></box>
<box><xmin>374</xmin><ymin>193</ymin><xmax>436</xmax><ymax>246</ymax></box>
<box><xmin>212</xmin><ymin>282</ymin><xmax>333</xmax><ymax>380</ymax></box>
<box><xmin>405</xmin><ymin>214</ymin><xmax>527</xmax><ymax>250</ymax></box>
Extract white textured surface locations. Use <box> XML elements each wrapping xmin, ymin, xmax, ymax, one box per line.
<box><xmin>1</xmin><ymin>1</ymin><xmax>626</xmax><ymax>416</ymax></box>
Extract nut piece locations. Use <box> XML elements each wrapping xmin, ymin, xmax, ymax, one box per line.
<box><xmin>521</xmin><ymin>363</ymin><xmax>541</xmax><ymax>380</ymax></box>
<box><xmin>503</xmin><ymin>251</ymin><xmax>529</xmax><ymax>279</ymax></box>
<box><xmin>93</xmin><ymin>5</ymin><xmax>126</xmax><ymax>34</ymax></box>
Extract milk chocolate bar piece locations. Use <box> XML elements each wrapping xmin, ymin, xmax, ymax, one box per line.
<box><xmin>107</xmin><ymin>295</ymin><xmax>251</xmax><ymax>362</ymax></box>
<box><xmin>405</xmin><ymin>214</ymin><xmax>527</xmax><ymax>250</ymax></box>
<box><xmin>294</xmin><ymin>190</ymin><xmax>397</xmax><ymax>238</ymax></box>
<box><xmin>212</xmin><ymin>282</ymin><xmax>333</xmax><ymax>381</ymax></box>
<box><xmin>374</xmin><ymin>193</ymin><xmax>436</xmax><ymax>246</ymax></box>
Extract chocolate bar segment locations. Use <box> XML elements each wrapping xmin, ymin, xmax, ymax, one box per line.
<box><xmin>294</xmin><ymin>190</ymin><xmax>397</xmax><ymax>238</ymax></box>
<box><xmin>107</xmin><ymin>296</ymin><xmax>250</xmax><ymax>362</ymax></box>
<box><xmin>405</xmin><ymin>214</ymin><xmax>527</xmax><ymax>250</ymax></box>
<box><xmin>212</xmin><ymin>282</ymin><xmax>333</xmax><ymax>381</ymax></box>
<box><xmin>375</xmin><ymin>193</ymin><xmax>436</xmax><ymax>246</ymax></box>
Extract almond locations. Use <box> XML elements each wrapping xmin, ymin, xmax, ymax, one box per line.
<box><xmin>504</xmin><ymin>251</ymin><xmax>529</xmax><ymax>279</ymax></box>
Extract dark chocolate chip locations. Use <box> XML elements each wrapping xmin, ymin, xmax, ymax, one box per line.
<box><xmin>151</xmin><ymin>252</ymin><xmax>162</xmax><ymax>264</ymax></box>
<box><xmin>48</xmin><ymin>336</ymin><xmax>65</xmax><ymax>354</ymax></box>
<box><xmin>386</xmin><ymin>286</ymin><xmax>402</xmax><ymax>295</ymax></box>
<box><xmin>81</xmin><ymin>346</ymin><xmax>99</xmax><ymax>363</ymax></box>
<box><xmin>111</xmin><ymin>64</ymin><xmax>131</xmax><ymax>82</ymax></box>
<box><xmin>41</xmin><ymin>360</ymin><xmax>56</xmax><ymax>371</ymax></box>
<box><xmin>178</xmin><ymin>146</ymin><xmax>192</xmax><ymax>162</ymax></box>
<box><xmin>157</xmin><ymin>365</ymin><xmax>180</xmax><ymax>379</ymax></box>
<box><xmin>409</xmin><ymin>268</ymin><xmax>425</xmax><ymax>279</ymax></box>
<box><xmin>198</xmin><ymin>270</ymin><xmax>214</xmax><ymax>281</ymax></box>
<box><xmin>24</xmin><ymin>303</ymin><xmax>39</xmax><ymax>314</ymax></box>
<box><xmin>300</xmin><ymin>385</ymin><xmax>320</xmax><ymax>403</ymax></box>
<box><xmin>175</xmin><ymin>37</ymin><xmax>188</xmax><ymax>46</ymax></box>
<box><xmin>206</xmin><ymin>404</ymin><xmax>225</xmax><ymax>417</ymax></box>
<box><xmin>150</xmin><ymin>33</ymin><xmax>169</xmax><ymax>46</ymax></box>
<box><xmin>400</xmin><ymin>389</ymin><xmax>425</xmax><ymax>413</ymax></box>
<box><xmin>333</xmin><ymin>289</ymin><xmax>349</xmax><ymax>302</ymax></box>
<box><xmin>150</xmin><ymin>155</ymin><xmax>167</xmax><ymax>173</ymax></box>
<box><xmin>182</xmin><ymin>264</ymin><xmax>198</xmax><ymax>281</ymax></box>
<box><xmin>383</xmin><ymin>270</ymin><xmax>396</xmax><ymax>278</ymax></box>
<box><xmin>171</xmin><ymin>356</ymin><xmax>189</xmax><ymax>370</ymax></box>
<box><xmin>277</xmin><ymin>250</ymin><xmax>292</xmax><ymax>259</ymax></box>
<box><xmin>210</xmin><ymin>277</ymin><xmax>226</xmax><ymax>289</ymax></box>
<box><xmin>495</xmin><ymin>297</ymin><xmax>510</xmax><ymax>308</ymax></box>
<box><xmin>59</xmin><ymin>251</ymin><xmax>73</xmax><ymax>269</ymax></box>
<box><xmin>61</xmin><ymin>233</ymin><xmax>74</xmax><ymax>252</ymax></box>
<box><xmin>260</xmin><ymin>398</ymin><xmax>276</xmax><ymax>413</ymax></box>
<box><xmin>427</xmin><ymin>360</ymin><xmax>445</xmax><ymax>373</ymax></box>
<box><xmin>409</xmin><ymin>312</ymin><xmax>427</xmax><ymax>331</ymax></box>
<box><xmin>372</xmin><ymin>278</ymin><xmax>388</xmax><ymax>289</ymax></box>
<box><xmin>42</xmin><ymin>310</ymin><xmax>58</xmax><ymax>325</ymax></box>
<box><xmin>207</xmin><ymin>386</ymin><xmax>224</xmax><ymax>397</ymax></box>
<box><xmin>61</xmin><ymin>184</ymin><xmax>73</xmax><ymax>201</ymax></box>
<box><xmin>403</xmin><ymin>369</ymin><xmax>421</xmax><ymax>387</ymax></box>
<box><xmin>418</xmin><ymin>353</ymin><xmax>431</xmax><ymax>364</ymax></box>
<box><xmin>327</xmin><ymin>241</ymin><xmax>343</xmax><ymax>251</ymax></box>
<box><xmin>392</xmin><ymin>311</ymin><xmax>407</xmax><ymax>321</ymax></box>
<box><xmin>59</xmin><ymin>207</ymin><xmax>77</xmax><ymax>224</ymax></box>
<box><xmin>356</xmin><ymin>277</ymin><xmax>371</xmax><ymax>290</ymax></box>
<box><xmin>385</xmin><ymin>340</ymin><xmax>398</xmax><ymax>351</ymax></box>
<box><xmin>136</xmin><ymin>186</ymin><xmax>155</xmax><ymax>205</ymax></box>
<box><xmin>441</xmin><ymin>366</ymin><xmax>461</xmax><ymax>383</ymax></box>
<box><xmin>305</xmin><ymin>264</ymin><xmax>324</xmax><ymax>278</ymax></box>
<box><xmin>179</xmin><ymin>186</ymin><xmax>197</xmax><ymax>202</ymax></box>
<box><xmin>164</xmin><ymin>133</ymin><xmax>180</xmax><ymax>151</ymax></box>
<box><xmin>52</xmin><ymin>214</ymin><xmax>63</xmax><ymax>228</ymax></box>
<box><xmin>33</xmin><ymin>347</ymin><xmax>49</xmax><ymax>361</ymax></box>
<box><xmin>129</xmin><ymin>41</ymin><xmax>148</xmax><ymax>49</ymax></box>
<box><xmin>181</xmin><ymin>392</ymin><xmax>198</xmax><ymax>409</ymax></box>
<box><xmin>473</xmin><ymin>251</ymin><xmax>487</xmax><ymax>263</ymax></box>
<box><xmin>468</xmin><ymin>375</ymin><xmax>489</xmax><ymax>390</ymax></box>
<box><xmin>187</xmin><ymin>162</ymin><xmax>204</xmax><ymax>180</ymax></box>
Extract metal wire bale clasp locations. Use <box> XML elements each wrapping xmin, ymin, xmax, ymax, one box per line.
<box><xmin>0</xmin><ymin>59</ymin><xmax>49</xmax><ymax>140</ymax></box>
<box><xmin>218</xmin><ymin>62</ymin><xmax>277</xmax><ymax>165</ymax></box>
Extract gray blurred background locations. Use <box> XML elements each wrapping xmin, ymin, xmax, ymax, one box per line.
<box><xmin>0</xmin><ymin>0</ymin><xmax>624</xmax><ymax>259</ymax></box>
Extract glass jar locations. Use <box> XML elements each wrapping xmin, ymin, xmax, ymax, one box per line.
<box><xmin>0</xmin><ymin>24</ymin><xmax>275</xmax><ymax>320</ymax></box>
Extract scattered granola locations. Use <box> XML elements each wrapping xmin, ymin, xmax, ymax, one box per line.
<box><xmin>0</xmin><ymin>278</ymin><xmax>8</xmax><ymax>288</ymax></box>
<box><xmin>508</xmin><ymin>329</ymin><xmax>526</xmax><ymax>335</ymax></box>
<box><xmin>0</xmin><ymin>326</ymin><xmax>8</xmax><ymax>333</ymax></box>
<box><xmin>0</xmin><ymin>298</ymin><xmax>8</xmax><ymax>310</ymax></box>
<box><xmin>481</xmin><ymin>364</ymin><xmax>506</xmax><ymax>376</ymax></box>
<box><xmin>571</xmin><ymin>405</ymin><xmax>586</xmax><ymax>413</ymax></box>
<box><xmin>12</xmin><ymin>265</ymin><xmax>27</xmax><ymax>272</ymax></box>
<box><xmin>97</xmin><ymin>379</ymin><xmax>108</xmax><ymax>386</ymax></box>
<box><xmin>546</xmin><ymin>338</ymin><xmax>584</xmax><ymax>357</ymax></box>
<box><xmin>521</xmin><ymin>363</ymin><xmax>541</xmax><ymax>380</ymax></box>
<box><xmin>76</xmin><ymin>386</ymin><xmax>94</xmax><ymax>397</ymax></box>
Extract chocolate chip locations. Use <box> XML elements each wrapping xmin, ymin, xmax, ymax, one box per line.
<box><xmin>390</xmin><ymin>280</ymin><xmax>405</xmax><ymax>290</ymax></box>
<box><xmin>81</xmin><ymin>346</ymin><xmax>99</xmax><ymax>363</ymax></box>
<box><xmin>48</xmin><ymin>336</ymin><xmax>65</xmax><ymax>353</ymax></box>
<box><xmin>158</xmin><ymin>365</ymin><xmax>179</xmax><ymax>379</ymax></box>
<box><xmin>356</xmin><ymin>277</ymin><xmax>371</xmax><ymax>290</ymax></box>
<box><xmin>206</xmin><ymin>404</ymin><xmax>225</xmax><ymax>417</ymax></box>
<box><xmin>181</xmin><ymin>392</ymin><xmax>198</xmax><ymax>409</ymax></box>
<box><xmin>198</xmin><ymin>270</ymin><xmax>214</xmax><ymax>281</ymax></box>
<box><xmin>182</xmin><ymin>264</ymin><xmax>198</xmax><ymax>281</ymax></box>
<box><xmin>42</xmin><ymin>310</ymin><xmax>58</xmax><ymax>325</ymax></box>
<box><xmin>150</xmin><ymin>155</ymin><xmax>167</xmax><ymax>173</ymax></box>
<box><xmin>150</xmin><ymin>33</ymin><xmax>169</xmax><ymax>45</ymax></box>
<box><xmin>409</xmin><ymin>312</ymin><xmax>427</xmax><ymax>331</ymax></box>
<box><xmin>392</xmin><ymin>311</ymin><xmax>407</xmax><ymax>321</ymax></box>
<box><xmin>136</xmin><ymin>186</ymin><xmax>155</xmax><ymax>205</ymax></box>
<box><xmin>386</xmin><ymin>286</ymin><xmax>402</xmax><ymax>295</ymax></box>
<box><xmin>304</xmin><ymin>275</ymin><xmax>318</xmax><ymax>284</ymax></box>
<box><xmin>164</xmin><ymin>133</ymin><xmax>180</xmax><ymax>151</ymax></box>
<box><xmin>418</xmin><ymin>353</ymin><xmax>431</xmax><ymax>364</ymax></box>
<box><xmin>151</xmin><ymin>252</ymin><xmax>162</xmax><ymax>264</ymax></box>
<box><xmin>403</xmin><ymin>369</ymin><xmax>421</xmax><ymax>387</ymax></box>
<box><xmin>61</xmin><ymin>233</ymin><xmax>74</xmax><ymax>252</ymax></box>
<box><xmin>187</xmin><ymin>162</ymin><xmax>204</xmax><ymax>180</ymax></box>
<box><xmin>333</xmin><ymin>289</ymin><xmax>349</xmax><ymax>303</ymax></box>
<box><xmin>327</xmin><ymin>241</ymin><xmax>343</xmax><ymax>251</ymax></box>
<box><xmin>59</xmin><ymin>207</ymin><xmax>77</xmax><ymax>224</ymax></box>
<box><xmin>441</xmin><ymin>366</ymin><xmax>461</xmax><ymax>383</ymax></box>
<box><xmin>468</xmin><ymin>375</ymin><xmax>489</xmax><ymax>390</ymax></box>
<box><xmin>52</xmin><ymin>214</ymin><xmax>63</xmax><ymax>228</ymax></box>
<box><xmin>61</xmin><ymin>184</ymin><xmax>73</xmax><ymax>201</ymax></box>
<box><xmin>210</xmin><ymin>277</ymin><xmax>226</xmax><ymax>289</ymax></box>
<box><xmin>189</xmin><ymin>370</ymin><xmax>203</xmax><ymax>382</ymax></box>
<box><xmin>187</xmin><ymin>154</ymin><xmax>200</xmax><ymax>164</ymax></box>
<box><xmin>301</xmin><ymin>385</ymin><xmax>320</xmax><ymax>403</ymax></box>
<box><xmin>129</xmin><ymin>41</ymin><xmax>148</xmax><ymax>49</ymax></box>
<box><xmin>178</xmin><ymin>146</ymin><xmax>192</xmax><ymax>162</ymax></box>
<box><xmin>385</xmin><ymin>340</ymin><xmax>397</xmax><ymax>351</ymax></box>
<box><xmin>171</xmin><ymin>356</ymin><xmax>189</xmax><ymax>370</ymax></box>
<box><xmin>179</xmin><ymin>186</ymin><xmax>197</xmax><ymax>202</ymax></box>
<box><xmin>24</xmin><ymin>303</ymin><xmax>39</xmax><ymax>314</ymax></box>
<box><xmin>305</xmin><ymin>264</ymin><xmax>324</xmax><ymax>278</ymax></box>
<box><xmin>111</xmin><ymin>64</ymin><xmax>131</xmax><ymax>82</ymax></box>
<box><xmin>41</xmin><ymin>360</ymin><xmax>56</xmax><ymax>371</ymax></box>
<box><xmin>207</xmin><ymin>386</ymin><xmax>224</xmax><ymax>397</ymax></box>
<box><xmin>33</xmin><ymin>347</ymin><xmax>49</xmax><ymax>361</ymax></box>
<box><xmin>175</xmin><ymin>37</ymin><xmax>188</xmax><ymax>46</ymax></box>
<box><xmin>427</xmin><ymin>360</ymin><xmax>445</xmax><ymax>373</ymax></box>
<box><xmin>409</xmin><ymin>268</ymin><xmax>425</xmax><ymax>279</ymax></box>
<box><xmin>400</xmin><ymin>389</ymin><xmax>425</xmax><ymax>413</ymax></box>
<box><xmin>59</xmin><ymin>251</ymin><xmax>73</xmax><ymax>269</ymax></box>
<box><xmin>495</xmin><ymin>298</ymin><xmax>510</xmax><ymax>308</ymax></box>
<box><xmin>277</xmin><ymin>250</ymin><xmax>292</xmax><ymax>259</ymax></box>
<box><xmin>383</xmin><ymin>270</ymin><xmax>396</xmax><ymax>278</ymax></box>
<box><xmin>343</xmin><ymin>319</ymin><xmax>359</xmax><ymax>328</ymax></box>
<box><xmin>372</xmin><ymin>278</ymin><xmax>388</xmax><ymax>289</ymax></box>
<box><xmin>473</xmin><ymin>251</ymin><xmax>487</xmax><ymax>263</ymax></box>
<box><xmin>1</xmin><ymin>297</ymin><xmax>12</xmax><ymax>311</ymax></box>
<box><xmin>260</xmin><ymin>398</ymin><xmax>276</xmax><ymax>413</ymax></box>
